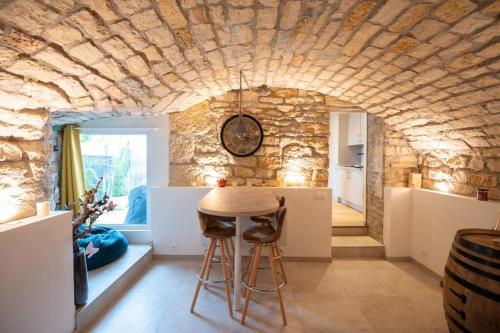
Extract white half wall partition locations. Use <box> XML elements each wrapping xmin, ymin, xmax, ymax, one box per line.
<box><xmin>150</xmin><ymin>186</ymin><xmax>332</xmax><ymax>260</ymax></box>
<box><xmin>384</xmin><ymin>187</ymin><xmax>500</xmax><ymax>276</ymax></box>
<box><xmin>0</xmin><ymin>211</ymin><xmax>74</xmax><ymax>333</ymax></box>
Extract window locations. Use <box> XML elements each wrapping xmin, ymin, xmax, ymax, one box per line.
<box><xmin>80</xmin><ymin>133</ymin><xmax>148</xmax><ymax>225</ymax></box>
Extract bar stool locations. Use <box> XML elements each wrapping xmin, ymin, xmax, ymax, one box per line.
<box><xmin>250</xmin><ymin>195</ymin><xmax>285</xmax><ymax>226</ymax></box>
<box><xmin>190</xmin><ymin>211</ymin><xmax>235</xmax><ymax>318</ymax></box>
<box><xmin>204</xmin><ymin>216</ymin><xmax>235</xmax><ymax>288</ymax></box>
<box><xmin>241</xmin><ymin>207</ymin><xmax>288</xmax><ymax>326</ymax></box>
<box><xmin>247</xmin><ymin>196</ymin><xmax>287</xmax><ymax>284</ymax></box>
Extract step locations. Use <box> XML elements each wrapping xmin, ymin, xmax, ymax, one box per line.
<box><xmin>331</xmin><ymin>236</ymin><xmax>385</xmax><ymax>258</ymax></box>
<box><xmin>76</xmin><ymin>244</ymin><xmax>153</xmax><ymax>332</ymax></box>
<box><xmin>332</xmin><ymin>225</ymin><xmax>368</xmax><ymax>236</ymax></box>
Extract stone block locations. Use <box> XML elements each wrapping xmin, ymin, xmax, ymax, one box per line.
<box><xmin>0</xmin><ymin>141</ymin><xmax>22</xmax><ymax>161</ymax></box>
<box><xmin>69</xmin><ymin>42</ymin><xmax>104</xmax><ymax>65</ymax></box>
<box><xmin>434</xmin><ymin>0</ymin><xmax>476</xmax><ymax>24</ymax></box>
<box><xmin>0</xmin><ymin>1</ymin><xmax>59</xmax><ymax>35</ymax></box>
<box><xmin>486</xmin><ymin>159</ymin><xmax>500</xmax><ymax>173</ymax></box>
<box><xmin>3</xmin><ymin>29</ymin><xmax>45</xmax><ymax>53</ymax></box>
<box><xmin>43</xmin><ymin>23</ymin><xmax>83</xmax><ymax>45</ymax></box>
<box><xmin>113</xmin><ymin>0</ymin><xmax>150</xmax><ymax>15</ymax></box>
<box><xmin>101</xmin><ymin>37</ymin><xmax>135</xmax><ymax>60</ymax></box>
<box><xmin>82</xmin><ymin>0</ymin><xmax>119</xmax><ymax>21</ymax></box>
<box><xmin>93</xmin><ymin>58</ymin><xmax>127</xmax><ymax>81</ymax></box>
<box><xmin>389</xmin><ymin>3</ymin><xmax>432</xmax><ymax>32</ymax></box>
<box><xmin>71</xmin><ymin>9</ymin><xmax>110</xmax><ymax>39</ymax></box>
<box><xmin>34</xmin><ymin>47</ymin><xmax>90</xmax><ymax>76</ymax></box>
<box><xmin>228</xmin><ymin>7</ymin><xmax>254</xmax><ymax>24</ymax></box>
<box><xmin>158</xmin><ymin>0</ymin><xmax>188</xmax><ymax>29</ymax></box>
<box><xmin>258</xmin><ymin>156</ymin><xmax>282</xmax><ymax>170</ymax></box>
<box><xmin>233</xmin><ymin>166</ymin><xmax>254</xmax><ymax>177</ymax></box>
<box><xmin>169</xmin><ymin>135</ymin><xmax>194</xmax><ymax>163</ymax></box>
<box><xmin>125</xmin><ymin>55</ymin><xmax>150</xmax><ymax>77</ymax></box>
<box><xmin>0</xmin><ymin>109</ymin><xmax>48</xmax><ymax>141</ymax></box>
<box><xmin>279</xmin><ymin>1</ymin><xmax>301</xmax><ymax>29</ymax></box>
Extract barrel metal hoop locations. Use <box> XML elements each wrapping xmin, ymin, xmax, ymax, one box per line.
<box><xmin>449</xmin><ymin>287</ymin><xmax>467</xmax><ymax>304</ymax></box>
<box><xmin>456</xmin><ymin>235</ymin><xmax>500</xmax><ymax>258</ymax></box>
<box><xmin>452</xmin><ymin>244</ymin><xmax>500</xmax><ymax>270</ymax></box>
<box><xmin>449</xmin><ymin>304</ymin><xmax>466</xmax><ymax>320</ymax></box>
<box><xmin>449</xmin><ymin>252</ymin><xmax>500</xmax><ymax>282</ymax></box>
<box><xmin>445</xmin><ymin>312</ymin><xmax>472</xmax><ymax>333</ymax></box>
<box><xmin>445</xmin><ymin>266</ymin><xmax>500</xmax><ymax>302</ymax></box>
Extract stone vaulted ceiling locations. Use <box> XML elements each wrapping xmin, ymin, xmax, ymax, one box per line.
<box><xmin>0</xmin><ymin>0</ymin><xmax>498</xmax><ymax>159</ymax></box>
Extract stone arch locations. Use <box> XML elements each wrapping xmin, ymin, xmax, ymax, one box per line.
<box><xmin>0</xmin><ymin>0</ymin><xmax>497</xmax><ymax>201</ymax></box>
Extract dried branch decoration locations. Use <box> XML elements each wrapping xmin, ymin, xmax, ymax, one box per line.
<box><xmin>71</xmin><ymin>177</ymin><xmax>115</xmax><ymax>252</ymax></box>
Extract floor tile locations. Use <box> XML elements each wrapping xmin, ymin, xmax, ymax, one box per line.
<box><xmin>86</xmin><ymin>259</ymin><xmax>448</xmax><ymax>333</ymax></box>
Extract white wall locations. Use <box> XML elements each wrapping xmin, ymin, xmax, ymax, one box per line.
<box><xmin>383</xmin><ymin>187</ymin><xmax>412</xmax><ymax>258</ymax></box>
<box><xmin>384</xmin><ymin>187</ymin><xmax>500</xmax><ymax>276</ymax></box>
<box><xmin>80</xmin><ymin>115</ymin><xmax>170</xmax><ymax>186</ymax></box>
<box><xmin>150</xmin><ymin>186</ymin><xmax>332</xmax><ymax>259</ymax></box>
<box><xmin>328</xmin><ymin>112</ymin><xmax>338</xmax><ymax>189</ymax></box>
<box><xmin>0</xmin><ymin>212</ymin><xmax>74</xmax><ymax>333</ymax></box>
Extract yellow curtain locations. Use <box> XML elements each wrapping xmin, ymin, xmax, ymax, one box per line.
<box><xmin>60</xmin><ymin>124</ymin><xmax>85</xmax><ymax>211</ymax></box>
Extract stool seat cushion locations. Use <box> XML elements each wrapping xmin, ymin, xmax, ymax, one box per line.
<box><xmin>203</xmin><ymin>222</ymin><xmax>236</xmax><ymax>239</ymax></box>
<box><xmin>216</xmin><ymin>216</ymin><xmax>236</xmax><ymax>223</ymax></box>
<box><xmin>77</xmin><ymin>226</ymin><xmax>128</xmax><ymax>270</ymax></box>
<box><xmin>243</xmin><ymin>225</ymin><xmax>277</xmax><ymax>243</ymax></box>
<box><xmin>250</xmin><ymin>214</ymin><xmax>273</xmax><ymax>224</ymax></box>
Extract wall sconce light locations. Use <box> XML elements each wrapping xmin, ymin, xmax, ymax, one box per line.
<box><xmin>0</xmin><ymin>203</ymin><xmax>21</xmax><ymax>224</ymax></box>
<box><xmin>434</xmin><ymin>181</ymin><xmax>450</xmax><ymax>193</ymax></box>
<box><xmin>284</xmin><ymin>171</ymin><xmax>306</xmax><ymax>187</ymax></box>
<box><xmin>202</xmin><ymin>167</ymin><xmax>227</xmax><ymax>187</ymax></box>
<box><xmin>205</xmin><ymin>177</ymin><xmax>219</xmax><ymax>186</ymax></box>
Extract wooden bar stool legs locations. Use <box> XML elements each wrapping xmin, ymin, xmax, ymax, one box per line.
<box><xmin>191</xmin><ymin>239</ymin><xmax>215</xmax><ymax>313</ymax></box>
<box><xmin>191</xmin><ymin>238</ymin><xmax>233</xmax><ymax>318</ymax></box>
<box><xmin>241</xmin><ymin>244</ymin><xmax>262</xmax><ymax>324</ymax></box>
<box><xmin>272</xmin><ymin>243</ymin><xmax>287</xmax><ymax>284</ymax></box>
<box><xmin>219</xmin><ymin>240</ymin><xmax>233</xmax><ymax>318</ymax></box>
<box><xmin>268</xmin><ymin>245</ymin><xmax>287</xmax><ymax>325</ymax></box>
<box><xmin>241</xmin><ymin>243</ymin><xmax>287</xmax><ymax>326</ymax></box>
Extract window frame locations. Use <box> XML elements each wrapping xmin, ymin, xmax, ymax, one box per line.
<box><xmin>79</xmin><ymin>127</ymin><xmax>152</xmax><ymax>231</ymax></box>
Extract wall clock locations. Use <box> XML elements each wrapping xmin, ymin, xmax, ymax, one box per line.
<box><xmin>220</xmin><ymin>70</ymin><xmax>264</xmax><ymax>157</ymax></box>
<box><xmin>220</xmin><ymin>114</ymin><xmax>263</xmax><ymax>157</ymax></box>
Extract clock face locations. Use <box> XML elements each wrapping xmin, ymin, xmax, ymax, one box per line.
<box><xmin>220</xmin><ymin>114</ymin><xmax>264</xmax><ymax>157</ymax></box>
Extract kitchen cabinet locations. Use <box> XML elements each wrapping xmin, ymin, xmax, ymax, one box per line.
<box><xmin>332</xmin><ymin>167</ymin><xmax>364</xmax><ymax>209</ymax></box>
<box><xmin>347</xmin><ymin>113</ymin><xmax>365</xmax><ymax>146</ymax></box>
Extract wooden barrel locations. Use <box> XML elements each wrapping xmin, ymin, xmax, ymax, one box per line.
<box><xmin>443</xmin><ymin>228</ymin><xmax>500</xmax><ymax>333</ymax></box>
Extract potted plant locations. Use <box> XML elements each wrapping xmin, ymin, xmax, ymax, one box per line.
<box><xmin>70</xmin><ymin>177</ymin><xmax>115</xmax><ymax>305</ymax></box>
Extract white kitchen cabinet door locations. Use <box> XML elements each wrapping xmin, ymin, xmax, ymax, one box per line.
<box><xmin>348</xmin><ymin>170</ymin><xmax>363</xmax><ymax>207</ymax></box>
<box><xmin>332</xmin><ymin>168</ymin><xmax>345</xmax><ymax>199</ymax></box>
<box><xmin>347</xmin><ymin>113</ymin><xmax>363</xmax><ymax>145</ymax></box>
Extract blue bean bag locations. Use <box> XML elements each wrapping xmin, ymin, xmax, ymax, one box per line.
<box><xmin>77</xmin><ymin>226</ymin><xmax>128</xmax><ymax>270</ymax></box>
<box><xmin>124</xmin><ymin>185</ymin><xmax>147</xmax><ymax>224</ymax></box>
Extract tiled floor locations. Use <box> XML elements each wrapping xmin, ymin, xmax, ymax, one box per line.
<box><xmin>87</xmin><ymin>259</ymin><xmax>448</xmax><ymax>333</ymax></box>
<box><xmin>332</xmin><ymin>202</ymin><xmax>365</xmax><ymax>226</ymax></box>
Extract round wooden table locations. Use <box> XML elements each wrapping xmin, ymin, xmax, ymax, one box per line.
<box><xmin>198</xmin><ymin>186</ymin><xmax>279</xmax><ymax>311</ymax></box>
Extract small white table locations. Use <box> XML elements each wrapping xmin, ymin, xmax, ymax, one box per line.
<box><xmin>198</xmin><ymin>187</ymin><xmax>279</xmax><ymax>311</ymax></box>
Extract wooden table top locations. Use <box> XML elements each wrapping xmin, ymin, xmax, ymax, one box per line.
<box><xmin>198</xmin><ymin>187</ymin><xmax>279</xmax><ymax>217</ymax></box>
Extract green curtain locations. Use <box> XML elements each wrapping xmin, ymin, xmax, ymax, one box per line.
<box><xmin>61</xmin><ymin>124</ymin><xmax>85</xmax><ymax>210</ymax></box>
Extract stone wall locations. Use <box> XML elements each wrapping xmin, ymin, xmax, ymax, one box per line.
<box><xmin>0</xmin><ymin>0</ymin><xmax>497</xmax><ymax>202</ymax></box>
<box><xmin>384</xmin><ymin>129</ymin><xmax>419</xmax><ymax>188</ymax></box>
<box><xmin>169</xmin><ymin>88</ymin><xmax>342</xmax><ymax>187</ymax></box>
<box><xmin>0</xmin><ymin>109</ymin><xmax>52</xmax><ymax>223</ymax></box>
<box><xmin>366</xmin><ymin>115</ymin><xmax>420</xmax><ymax>242</ymax></box>
<box><xmin>366</xmin><ymin>114</ymin><xmax>385</xmax><ymax>242</ymax></box>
